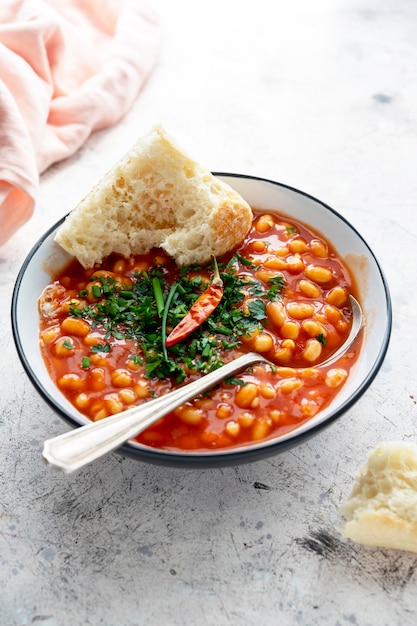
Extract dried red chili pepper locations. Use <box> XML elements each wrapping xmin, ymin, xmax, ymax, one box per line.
<box><xmin>166</xmin><ymin>258</ymin><xmax>223</xmax><ymax>347</ymax></box>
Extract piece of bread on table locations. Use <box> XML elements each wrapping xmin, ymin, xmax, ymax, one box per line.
<box><xmin>340</xmin><ymin>441</ymin><xmax>417</xmax><ymax>552</ymax></box>
<box><xmin>54</xmin><ymin>125</ymin><xmax>253</xmax><ymax>268</ymax></box>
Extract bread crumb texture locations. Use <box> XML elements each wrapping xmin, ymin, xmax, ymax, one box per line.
<box><xmin>54</xmin><ymin>125</ymin><xmax>253</xmax><ymax>268</ymax></box>
<box><xmin>340</xmin><ymin>441</ymin><xmax>417</xmax><ymax>552</ymax></box>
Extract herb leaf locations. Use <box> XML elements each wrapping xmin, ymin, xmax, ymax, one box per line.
<box><xmin>248</xmin><ymin>299</ymin><xmax>267</xmax><ymax>320</ymax></box>
<box><xmin>266</xmin><ymin>275</ymin><xmax>286</xmax><ymax>301</ymax></box>
<box><xmin>152</xmin><ymin>277</ymin><xmax>165</xmax><ymax>318</ymax></box>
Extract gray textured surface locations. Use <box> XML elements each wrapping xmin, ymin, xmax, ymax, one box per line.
<box><xmin>2</xmin><ymin>0</ymin><xmax>417</xmax><ymax>624</ymax></box>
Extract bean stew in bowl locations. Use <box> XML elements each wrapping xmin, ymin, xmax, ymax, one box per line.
<box><xmin>12</xmin><ymin>174</ymin><xmax>392</xmax><ymax>467</ymax></box>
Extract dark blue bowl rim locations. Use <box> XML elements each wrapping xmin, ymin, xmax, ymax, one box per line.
<box><xmin>11</xmin><ymin>173</ymin><xmax>392</xmax><ymax>467</ymax></box>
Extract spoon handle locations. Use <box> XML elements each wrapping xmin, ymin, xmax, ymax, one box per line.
<box><xmin>42</xmin><ymin>352</ymin><xmax>263</xmax><ymax>473</ymax></box>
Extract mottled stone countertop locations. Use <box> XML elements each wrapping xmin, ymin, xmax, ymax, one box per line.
<box><xmin>2</xmin><ymin>1</ymin><xmax>417</xmax><ymax>624</ymax></box>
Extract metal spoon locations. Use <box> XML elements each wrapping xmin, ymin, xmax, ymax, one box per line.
<box><xmin>43</xmin><ymin>295</ymin><xmax>363</xmax><ymax>473</ymax></box>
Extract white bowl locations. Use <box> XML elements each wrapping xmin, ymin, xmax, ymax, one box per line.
<box><xmin>11</xmin><ymin>174</ymin><xmax>392</xmax><ymax>466</ymax></box>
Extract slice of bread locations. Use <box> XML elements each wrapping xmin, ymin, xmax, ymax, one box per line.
<box><xmin>340</xmin><ymin>441</ymin><xmax>417</xmax><ymax>552</ymax></box>
<box><xmin>54</xmin><ymin>125</ymin><xmax>253</xmax><ymax>268</ymax></box>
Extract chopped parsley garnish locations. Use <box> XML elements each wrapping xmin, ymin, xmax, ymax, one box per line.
<box><xmin>247</xmin><ymin>282</ymin><xmax>265</xmax><ymax>297</ymax></box>
<box><xmin>91</xmin><ymin>343</ymin><xmax>111</xmax><ymax>353</ymax></box>
<box><xmin>247</xmin><ymin>299</ymin><xmax>267</xmax><ymax>320</ymax></box>
<box><xmin>62</xmin><ymin>339</ymin><xmax>73</xmax><ymax>350</ymax></box>
<box><xmin>91</xmin><ymin>284</ymin><xmax>101</xmax><ymax>299</ymax></box>
<box><xmin>225</xmin><ymin>376</ymin><xmax>246</xmax><ymax>386</ymax></box>
<box><xmin>68</xmin><ymin>261</ymin><xmax>286</xmax><ymax>383</ymax></box>
<box><xmin>266</xmin><ymin>275</ymin><xmax>285</xmax><ymax>301</ymax></box>
<box><xmin>152</xmin><ymin>277</ymin><xmax>164</xmax><ymax>318</ymax></box>
<box><xmin>317</xmin><ymin>333</ymin><xmax>327</xmax><ymax>345</ymax></box>
<box><xmin>232</xmin><ymin>253</ymin><xmax>257</xmax><ymax>269</ymax></box>
<box><xmin>129</xmin><ymin>354</ymin><xmax>143</xmax><ymax>365</ymax></box>
<box><xmin>81</xmin><ymin>357</ymin><xmax>91</xmax><ymax>369</ymax></box>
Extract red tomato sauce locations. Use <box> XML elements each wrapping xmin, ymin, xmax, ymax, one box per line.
<box><xmin>38</xmin><ymin>211</ymin><xmax>362</xmax><ymax>452</ymax></box>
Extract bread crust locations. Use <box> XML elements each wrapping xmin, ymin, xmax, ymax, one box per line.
<box><xmin>54</xmin><ymin>125</ymin><xmax>253</xmax><ymax>268</ymax></box>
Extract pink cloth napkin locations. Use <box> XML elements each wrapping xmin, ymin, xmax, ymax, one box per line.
<box><xmin>0</xmin><ymin>0</ymin><xmax>160</xmax><ymax>246</ymax></box>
